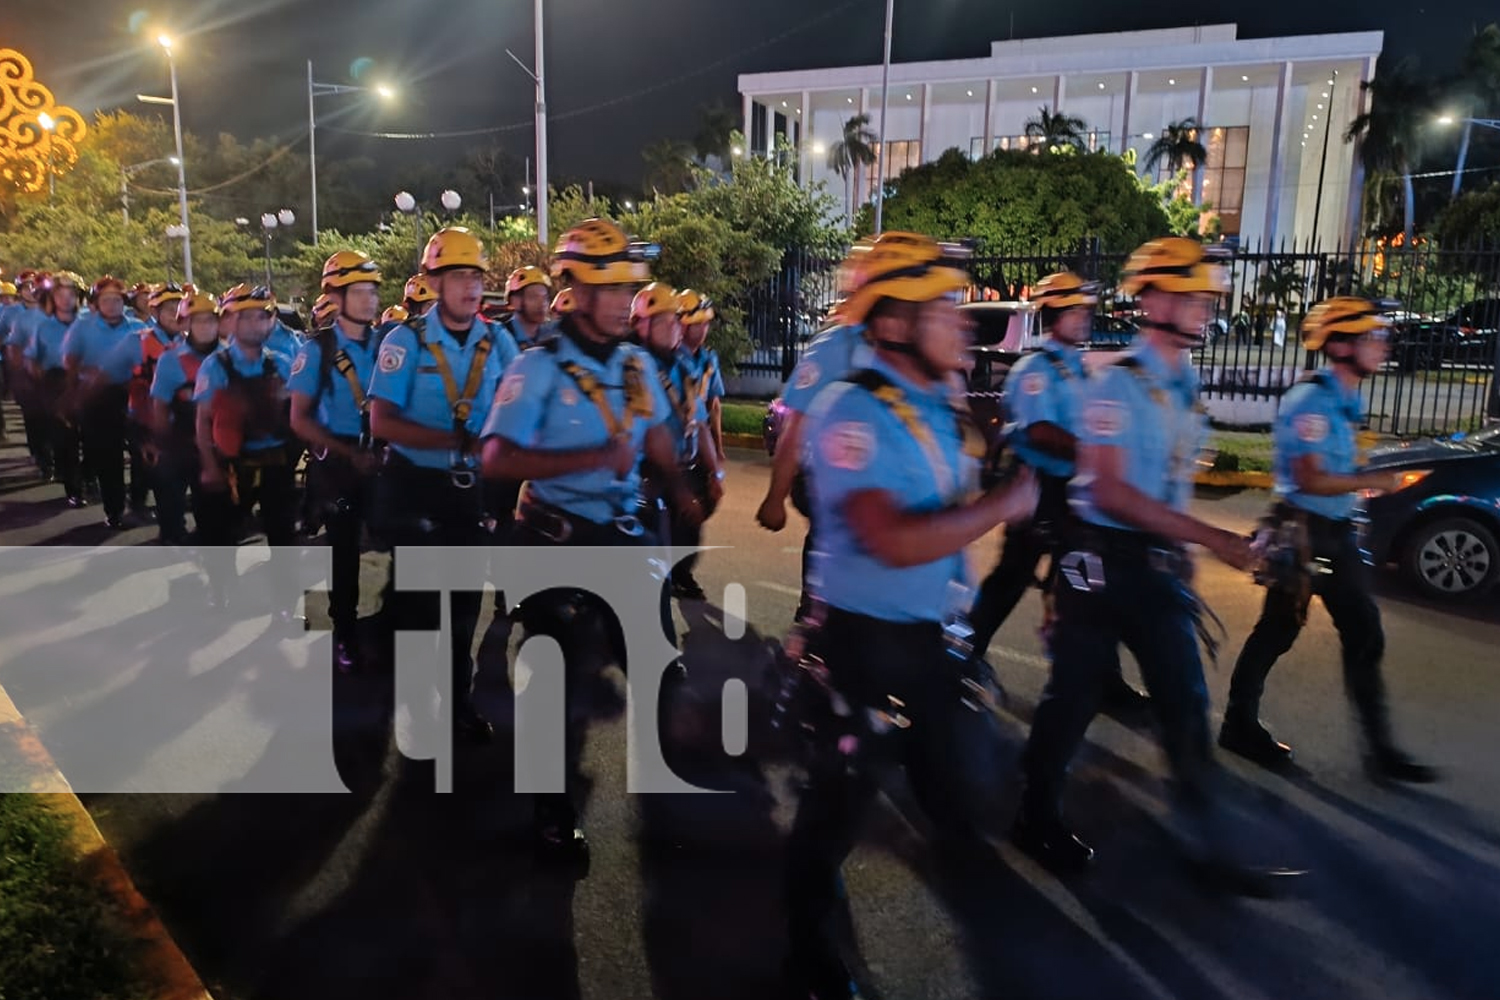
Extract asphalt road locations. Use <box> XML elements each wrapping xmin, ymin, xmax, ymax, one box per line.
<box><xmin>3</xmin><ymin>425</ymin><xmax>1500</xmax><ymax>1000</ymax></box>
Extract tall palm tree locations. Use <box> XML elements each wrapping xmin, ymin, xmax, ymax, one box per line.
<box><xmin>1142</xmin><ymin>118</ymin><xmax>1208</xmax><ymax>183</ymax></box>
<box><xmin>1022</xmin><ymin>107</ymin><xmax>1088</xmax><ymax>153</ymax></box>
<box><xmin>693</xmin><ymin>102</ymin><xmax>739</xmax><ymax>166</ymax></box>
<box><xmin>642</xmin><ymin>138</ymin><xmax>697</xmax><ymax>195</ymax></box>
<box><xmin>1344</xmin><ymin>57</ymin><xmax>1433</xmax><ymax>245</ymax></box>
<box><xmin>826</xmin><ymin>113</ymin><xmax>878</xmax><ymax>222</ymax></box>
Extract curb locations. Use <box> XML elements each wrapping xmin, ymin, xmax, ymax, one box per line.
<box><xmin>724</xmin><ymin>433</ymin><xmax>1273</xmax><ymax>489</ymax></box>
<box><xmin>0</xmin><ymin>685</ymin><xmax>216</xmax><ymax>1000</ymax></box>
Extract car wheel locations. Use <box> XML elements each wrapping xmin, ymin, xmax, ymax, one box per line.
<box><xmin>1402</xmin><ymin>516</ymin><xmax>1500</xmax><ymax>599</ymax></box>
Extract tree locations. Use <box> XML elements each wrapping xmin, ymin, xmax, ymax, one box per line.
<box><xmin>880</xmin><ymin>147</ymin><xmax>1171</xmax><ymax>261</ymax></box>
<box><xmin>1345</xmin><ymin>56</ymin><xmax>1433</xmax><ymax>244</ymax></box>
<box><xmin>1255</xmin><ymin>257</ymin><xmax>1304</xmax><ymax>313</ymax></box>
<box><xmin>641</xmin><ymin>138</ymin><xmax>698</xmax><ymax>195</ymax></box>
<box><xmin>825</xmin><ymin>114</ymin><xmax>878</xmax><ymax>223</ymax></box>
<box><xmin>1022</xmin><ymin>107</ymin><xmax>1088</xmax><ymax>153</ymax></box>
<box><xmin>1447</xmin><ymin>24</ymin><xmax>1500</xmax><ymax>200</ymax></box>
<box><xmin>693</xmin><ymin>102</ymin><xmax>740</xmax><ymax>165</ymax></box>
<box><xmin>1142</xmin><ymin>118</ymin><xmax>1208</xmax><ymax>182</ymax></box>
<box><xmin>1432</xmin><ymin>180</ymin><xmax>1500</xmax><ymax>248</ymax></box>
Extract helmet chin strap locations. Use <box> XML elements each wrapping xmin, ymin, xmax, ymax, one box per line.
<box><xmin>873</xmin><ymin>336</ymin><xmax>946</xmax><ymax>381</ymax></box>
<box><xmin>1141</xmin><ymin>318</ymin><xmax>1206</xmax><ymax>346</ymax></box>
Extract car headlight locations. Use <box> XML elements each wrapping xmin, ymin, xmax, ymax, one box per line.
<box><xmin>1359</xmin><ymin>468</ymin><xmax>1432</xmax><ymax>499</ymax></box>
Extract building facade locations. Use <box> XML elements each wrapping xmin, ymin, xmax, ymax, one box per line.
<box><xmin>738</xmin><ymin>24</ymin><xmax>1383</xmax><ymax>249</ymax></box>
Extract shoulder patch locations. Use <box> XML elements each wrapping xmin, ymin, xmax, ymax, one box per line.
<box><xmin>1021</xmin><ymin>371</ymin><xmax>1047</xmax><ymax>396</ymax></box>
<box><xmin>1084</xmin><ymin>400</ymin><xmax>1127</xmax><ymax>438</ymax></box>
<box><xmin>820</xmin><ymin>420</ymin><xmax>876</xmax><ymax>471</ymax></box>
<box><xmin>560</xmin><ymin>387</ymin><xmax>579</xmax><ymax>407</ymax></box>
<box><xmin>377</xmin><ymin>343</ymin><xmax>407</xmax><ymax>374</ymax></box>
<box><xmin>290</xmin><ymin>352</ymin><xmax>308</xmax><ymax>377</ymax></box>
<box><xmin>497</xmin><ymin>371</ymin><xmax>525</xmax><ymax>406</ymax></box>
<box><xmin>793</xmin><ymin>361</ymin><xmax>820</xmax><ymax>391</ymax></box>
<box><xmin>1295</xmin><ymin>412</ymin><xmax>1329</xmax><ymax>444</ymax></box>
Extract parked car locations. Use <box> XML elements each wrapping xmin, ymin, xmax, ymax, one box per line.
<box><xmin>1357</xmin><ymin>423</ymin><xmax>1500</xmax><ymax>599</ymax></box>
<box><xmin>1388</xmin><ymin>298</ymin><xmax>1500</xmax><ymax>372</ymax></box>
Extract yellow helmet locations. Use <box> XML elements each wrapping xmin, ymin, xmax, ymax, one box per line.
<box><xmin>310</xmin><ymin>293</ymin><xmax>339</xmax><ymax>328</ymax></box>
<box><xmin>403</xmin><ymin>274</ymin><xmax>437</xmax><ymax>305</ymax></box>
<box><xmin>176</xmin><ymin>286</ymin><xmax>220</xmax><ymax>321</ymax></box>
<box><xmin>220</xmin><ymin>283</ymin><xmax>276</xmax><ymax>314</ymax></box>
<box><xmin>675</xmin><ymin>288</ymin><xmax>716</xmax><ymax>325</ymax></box>
<box><xmin>506</xmin><ymin>265</ymin><xmax>551</xmax><ymax>297</ymax></box>
<box><xmin>835</xmin><ymin>231</ymin><xmax>971</xmax><ymax>325</ymax></box>
<box><xmin>380</xmin><ymin>303</ymin><xmax>410</xmax><ymax>325</ymax></box>
<box><xmin>631</xmin><ymin>282</ymin><xmax>679</xmax><ymax>323</ymax></box>
<box><xmin>321</xmin><ymin>249</ymin><xmax>381</xmax><ymax>291</ymax></box>
<box><xmin>1118</xmin><ymin>237</ymin><xmax>1231</xmax><ymax>297</ymax></box>
<box><xmin>0</xmin><ymin>281</ymin><xmax>17</xmax><ymax>297</ymax></box>
<box><xmin>551</xmin><ymin>287</ymin><xmax>577</xmax><ymax>315</ymax></box>
<box><xmin>551</xmin><ymin>217</ymin><xmax>652</xmax><ymax>286</ymax></box>
<box><xmin>420</xmin><ymin>227</ymin><xmax>488</xmax><ymax>274</ymax></box>
<box><xmin>148</xmin><ymin>282</ymin><xmax>185</xmax><ymax>311</ymax></box>
<box><xmin>1301</xmin><ymin>296</ymin><xmax>1391</xmax><ymax>351</ymax></box>
<box><xmin>1031</xmin><ymin>271</ymin><xmax>1099</xmax><ymax>310</ymax></box>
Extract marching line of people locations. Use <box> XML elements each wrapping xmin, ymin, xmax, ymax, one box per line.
<box><xmin>0</xmin><ymin>223</ymin><xmax>1442</xmax><ymax>1000</ymax></box>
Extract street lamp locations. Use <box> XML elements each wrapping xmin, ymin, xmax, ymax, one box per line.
<box><xmin>872</xmin><ymin>0</ymin><xmax>895</xmax><ymax>234</ymax></box>
<box><xmin>307</xmin><ymin>60</ymin><xmax>397</xmax><ymax>245</ymax></box>
<box><xmin>261</xmin><ymin>209</ymin><xmax>295</xmax><ymax>289</ymax></box>
<box><xmin>37</xmin><ymin>113</ymin><xmax>56</xmax><ymax>198</ymax></box>
<box><xmin>1436</xmin><ymin>114</ymin><xmax>1500</xmax><ymax>199</ymax></box>
<box><xmin>503</xmin><ymin>0</ymin><xmax>549</xmax><ymax>246</ymax></box>
<box><xmin>440</xmin><ymin>189</ymin><xmax>462</xmax><ymax>212</ymax></box>
<box><xmin>138</xmin><ymin>33</ymin><xmax>193</xmax><ymax>283</ymax></box>
<box><xmin>394</xmin><ymin>191</ymin><xmax>422</xmax><ymax>270</ymax></box>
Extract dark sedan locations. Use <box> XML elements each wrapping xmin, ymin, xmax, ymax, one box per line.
<box><xmin>1358</xmin><ymin>424</ymin><xmax>1500</xmax><ymax>599</ymax></box>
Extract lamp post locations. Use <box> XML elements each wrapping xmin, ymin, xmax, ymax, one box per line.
<box><xmin>261</xmin><ymin>208</ymin><xmax>295</xmax><ymax>290</ymax></box>
<box><xmin>308</xmin><ymin>61</ymin><xmax>395</xmax><ymax>245</ymax></box>
<box><xmin>440</xmin><ymin>189</ymin><xmax>462</xmax><ymax>214</ymax></box>
<box><xmin>164</xmin><ymin>223</ymin><xmax>188</xmax><ymax>284</ymax></box>
<box><xmin>394</xmin><ymin>191</ymin><xmax>421</xmax><ymax>270</ymax></box>
<box><xmin>871</xmin><ymin>0</ymin><xmax>895</xmax><ymax>234</ymax></box>
<box><xmin>37</xmin><ymin>112</ymin><xmax>56</xmax><ymax>199</ymax></box>
<box><xmin>156</xmin><ymin>35</ymin><xmax>193</xmax><ymax>284</ymax></box>
<box><xmin>1437</xmin><ymin>114</ymin><xmax>1500</xmax><ymax>200</ymax></box>
<box><xmin>504</xmin><ymin>0</ymin><xmax>549</xmax><ymax>246</ymax></box>
<box><xmin>119</xmin><ymin>156</ymin><xmax>179</xmax><ymax>225</ymax></box>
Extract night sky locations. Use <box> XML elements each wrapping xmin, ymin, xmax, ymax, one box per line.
<box><xmin>4</xmin><ymin>0</ymin><xmax>1496</xmax><ymax>191</ymax></box>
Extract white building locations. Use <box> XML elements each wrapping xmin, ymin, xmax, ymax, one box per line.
<box><xmin>738</xmin><ymin>23</ymin><xmax>1383</xmax><ymax>249</ymax></box>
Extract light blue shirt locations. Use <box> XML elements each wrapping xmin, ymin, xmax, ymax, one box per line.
<box><xmin>1003</xmin><ymin>338</ymin><xmax>1088</xmax><ymax>479</ymax></box>
<box><xmin>25</xmin><ymin>314</ymin><xmax>76</xmax><ymax>371</ymax></box>
<box><xmin>368</xmin><ymin>315</ymin><xmax>517</xmax><ymax>470</ymax></box>
<box><xmin>1070</xmin><ymin>345</ymin><xmax>1206</xmax><ymax>531</ymax></box>
<box><xmin>1273</xmin><ymin>370</ymin><xmax>1364</xmax><ymax>521</ymax></box>
<box><xmin>288</xmin><ymin>325</ymin><xmax>383</xmax><ymax>438</ymax></box>
<box><xmin>482</xmin><ymin>327</ymin><xmax>671</xmax><ymax>524</ymax></box>
<box><xmin>652</xmin><ymin>349</ymin><xmax>711</xmax><ymax>464</ymax></box>
<box><xmin>781</xmin><ymin>324</ymin><xmax>872</xmax><ymax>414</ymax></box>
<box><xmin>267</xmin><ymin>320</ymin><xmax>301</xmax><ymax>359</ymax></box>
<box><xmin>151</xmin><ymin>342</ymin><xmax>213</xmax><ymax>410</ymax></box>
<box><xmin>803</xmin><ymin>356</ymin><xmax>978</xmax><ymax>622</ymax></box>
<box><xmin>677</xmin><ymin>345</ymin><xmax>726</xmax><ymax>402</ymax></box>
<box><xmin>193</xmin><ymin>343</ymin><xmax>294</xmax><ymax>452</ymax></box>
<box><xmin>499</xmin><ymin>315</ymin><xmax>558</xmax><ymax>350</ymax></box>
<box><xmin>61</xmin><ymin>312</ymin><xmax>148</xmax><ymax>374</ymax></box>
<box><xmin>6</xmin><ymin>306</ymin><xmax>43</xmax><ymax>352</ymax></box>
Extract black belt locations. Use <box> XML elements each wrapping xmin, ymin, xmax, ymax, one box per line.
<box><xmin>1071</xmin><ymin>523</ymin><xmax>1188</xmax><ymax>575</ymax></box>
<box><xmin>517</xmin><ymin>495</ymin><xmax>645</xmax><ymax>543</ymax></box>
<box><xmin>382</xmin><ymin>447</ymin><xmax>478</xmax><ymax>490</ymax></box>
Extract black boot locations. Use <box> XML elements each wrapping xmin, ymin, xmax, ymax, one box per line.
<box><xmin>1218</xmin><ymin>707</ymin><xmax>1295</xmax><ymax>772</ymax></box>
<box><xmin>1366</xmin><ymin>745</ymin><xmax>1439</xmax><ymax>785</ymax></box>
<box><xmin>1011</xmin><ymin>799</ymin><xmax>1094</xmax><ymax>873</ymax></box>
<box><xmin>1100</xmin><ymin>674</ymin><xmax>1152</xmax><ymax>725</ymax></box>
<box><xmin>453</xmin><ymin>702</ymin><xmax>494</xmax><ymax>746</ymax></box>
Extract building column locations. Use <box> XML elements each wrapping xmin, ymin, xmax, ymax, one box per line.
<box><xmin>1263</xmin><ymin>61</ymin><xmax>1294</xmax><ymax>248</ymax></box>
<box><xmin>1344</xmin><ymin>56</ymin><xmax>1377</xmax><ymax>249</ymax></box>
<box><xmin>1052</xmin><ymin>74</ymin><xmax>1066</xmax><ymax>114</ymax></box>
<box><xmin>763</xmin><ymin>104</ymin><xmax>775</xmax><ymax>158</ymax></box>
<box><xmin>919</xmin><ymin>83</ymin><xmax>931</xmax><ymax>163</ymax></box>
<box><xmin>1193</xmin><ymin>66</ymin><xmax>1214</xmax><ymax>204</ymax></box>
<box><xmin>742</xmin><ymin>92</ymin><xmax>753</xmax><ymax>155</ymax></box>
<box><xmin>856</xmin><ymin>88</ymin><xmax>870</xmax><ymax>206</ymax></box>
<box><xmin>799</xmin><ymin>89</ymin><xmax>812</xmax><ymax>186</ymax></box>
<box><xmin>983</xmin><ymin>79</ymin><xmax>996</xmax><ymax>157</ymax></box>
<box><xmin>1120</xmin><ymin>70</ymin><xmax>1139</xmax><ymax>156</ymax></box>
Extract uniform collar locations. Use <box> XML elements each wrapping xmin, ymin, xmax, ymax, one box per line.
<box><xmin>1041</xmin><ymin>337</ymin><xmax>1086</xmax><ymax>373</ymax></box>
<box><xmin>1129</xmin><ymin>342</ymin><xmax>1196</xmax><ymax>401</ymax></box>
<box><xmin>558</xmin><ymin>316</ymin><xmax>628</xmax><ymax>368</ymax></box>
<box><xmin>868</xmin><ymin>353</ymin><xmax>950</xmax><ymax>407</ymax></box>
<box><xmin>1316</xmin><ymin>366</ymin><xmax>1365</xmax><ymax>418</ymax></box>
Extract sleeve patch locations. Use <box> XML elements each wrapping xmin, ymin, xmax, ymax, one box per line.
<box><xmin>497</xmin><ymin>372</ymin><xmax>525</xmax><ymax>407</ymax></box>
<box><xmin>377</xmin><ymin>343</ymin><xmax>407</xmax><ymax>374</ymax></box>
<box><xmin>793</xmin><ymin>362</ymin><xmax>820</xmax><ymax>391</ymax></box>
<box><xmin>1084</xmin><ymin>400</ymin><xmax>1127</xmax><ymax>438</ymax></box>
<box><xmin>1021</xmin><ymin>371</ymin><xmax>1047</xmax><ymax>396</ymax></box>
<box><xmin>290</xmin><ymin>352</ymin><xmax>308</xmax><ymax>376</ymax></box>
<box><xmin>820</xmin><ymin>421</ymin><xmax>876</xmax><ymax>471</ymax></box>
<box><xmin>1295</xmin><ymin>413</ymin><xmax>1329</xmax><ymax>443</ymax></box>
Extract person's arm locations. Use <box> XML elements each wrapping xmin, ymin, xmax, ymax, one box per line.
<box><xmin>1290</xmin><ymin>453</ymin><xmax>1401</xmax><ymax>496</ymax></box>
<box><xmin>368</xmin><ymin>398</ymin><xmax>465</xmax><ymax>452</ymax></box>
<box><xmin>708</xmin><ymin>396</ymin><xmax>724</xmax><ymax>463</ymax></box>
<box><xmin>292</xmin><ymin>392</ymin><xmax>365</xmax><ymax>462</ymax></box>
<box><xmin>646</xmin><ymin>423</ymin><xmax>703</xmax><ymax>526</ymax></box>
<box><xmin>1024</xmin><ymin>421</ymin><xmax>1076</xmax><ymax>460</ymax></box>
<box><xmin>195</xmin><ymin>396</ymin><xmax>224</xmax><ymax>487</ymax></box>
<box><xmin>1083</xmin><ymin>443</ymin><xmax>1248</xmax><ymax>569</ymax></box>
<box><xmin>842</xmin><ymin>473</ymin><xmax>1038</xmax><ymax>569</ymax></box>
<box><xmin>481</xmin><ymin>434</ymin><xmax>628</xmax><ymax>482</ymax></box>
<box><xmin>756</xmin><ymin>409</ymin><xmax>803</xmax><ymax>530</ymax></box>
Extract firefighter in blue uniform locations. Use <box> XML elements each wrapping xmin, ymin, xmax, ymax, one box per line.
<box><xmin>967</xmin><ymin>271</ymin><xmax>1149</xmax><ymax>714</ymax></box>
<box><xmin>3</xmin><ymin>272</ymin><xmax>49</xmax><ymax>474</ymax></box>
<box><xmin>482</xmin><ymin>217</ymin><xmax>698</xmax><ymax>872</ymax></box>
<box><xmin>290</xmin><ymin>250</ymin><xmax>386</xmax><ymax>673</ymax></box>
<box><xmin>1221</xmin><ymin>297</ymin><xmax>1438</xmax><ymax>784</ymax></box>
<box><xmin>666</xmin><ymin>288</ymin><xmax>726</xmax><ymax>599</ymax></box>
<box><xmin>145</xmin><ymin>288</ymin><xmax>220</xmax><ymax>544</ymax></box>
<box><xmin>193</xmin><ymin>285</ymin><xmax>297</xmax><ymax>610</ymax></box>
<box><xmin>499</xmin><ymin>265</ymin><xmax>556</xmax><ymax>349</ymax></box>
<box><xmin>782</xmin><ymin>233</ymin><xmax>1038</xmax><ymax>999</ymax></box>
<box><xmin>112</xmin><ymin>282</ymin><xmax>184</xmax><ymax>522</ymax></box>
<box><xmin>25</xmin><ymin>272</ymin><xmax>88</xmax><ymax>498</ymax></box>
<box><xmin>368</xmin><ymin>227</ymin><xmax>517</xmax><ymax>745</ymax></box>
<box><xmin>1012</xmin><ymin>238</ymin><xmax>1294</xmax><ymax>894</ymax></box>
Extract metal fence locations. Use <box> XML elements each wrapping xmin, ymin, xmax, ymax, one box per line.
<box><xmin>740</xmin><ymin>238</ymin><xmax>1500</xmax><ymax>436</ymax></box>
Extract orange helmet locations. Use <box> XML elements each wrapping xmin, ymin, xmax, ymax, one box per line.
<box><xmin>631</xmin><ymin>282</ymin><xmax>678</xmax><ymax>323</ymax></box>
<box><xmin>403</xmin><ymin>274</ymin><xmax>437</xmax><ymax>305</ymax></box>
<box><xmin>506</xmin><ymin>265</ymin><xmax>551</xmax><ymax>297</ymax></box>
<box><xmin>89</xmin><ymin>274</ymin><xmax>128</xmax><ymax>304</ymax></box>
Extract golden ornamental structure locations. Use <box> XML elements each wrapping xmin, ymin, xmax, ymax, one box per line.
<box><xmin>1</xmin><ymin>49</ymin><xmax>87</xmax><ymax>194</ymax></box>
